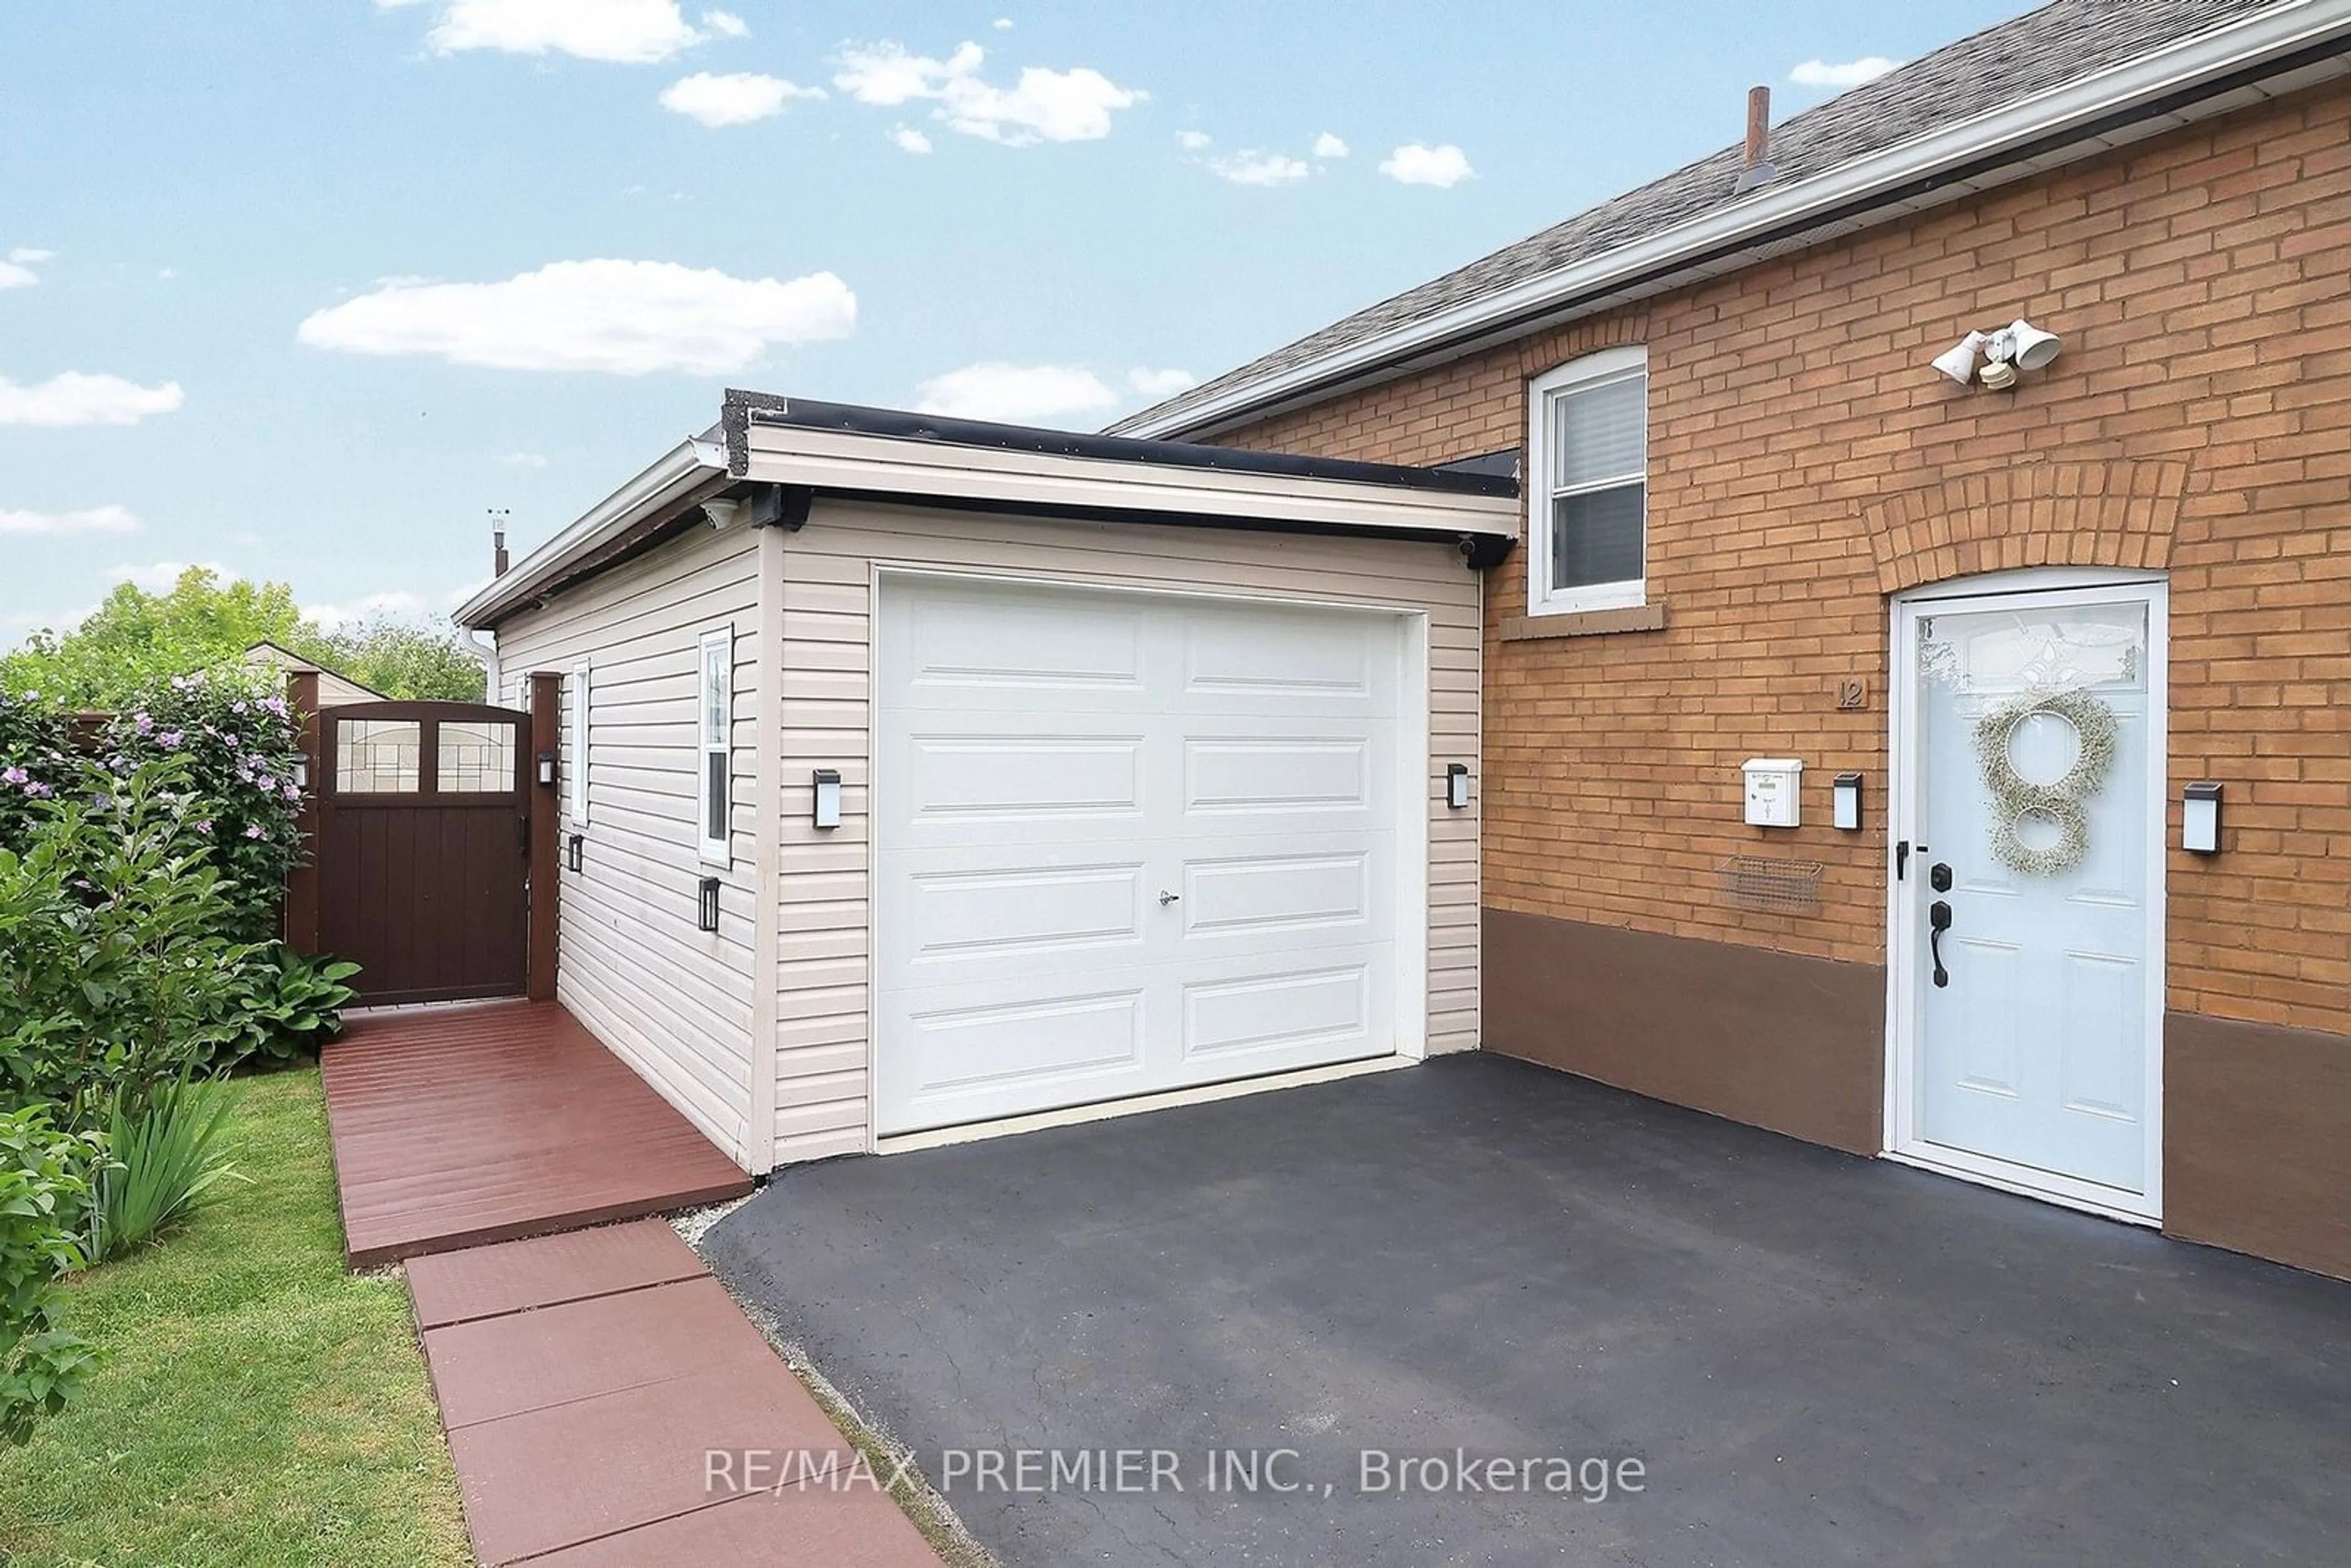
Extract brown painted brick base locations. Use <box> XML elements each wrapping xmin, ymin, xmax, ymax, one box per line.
<box><xmin>1487</xmin><ymin>908</ymin><xmax>2351</xmax><ymax>1283</ymax></box>
<box><xmin>2166</xmin><ymin>1012</ymin><xmax>2351</xmax><ymax>1282</ymax></box>
<box><xmin>1482</xmin><ymin>908</ymin><xmax>1885</xmax><ymax>1156</ymax></box>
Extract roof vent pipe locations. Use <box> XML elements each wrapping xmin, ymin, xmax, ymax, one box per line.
<box><xmin>491</xmin><ymin>508</ymin><xmax>511</xmax><ymax>577</ymax></box>
<box><xmin>1735</xmin><ymin>84</ymin><xmax>1777</xmax><ymax>192</ymax></box>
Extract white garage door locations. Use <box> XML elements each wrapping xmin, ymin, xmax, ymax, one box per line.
<box><xmin>875</xmin><ymin>576</ymin><xmax>1410</xmax><ymax>1136</ymax></box>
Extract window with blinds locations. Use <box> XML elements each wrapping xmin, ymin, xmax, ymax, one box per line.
<box><xmin>1529</xmin><ymin>345</ymin><xmax>1648</xmax><ymax>615</ymax></box>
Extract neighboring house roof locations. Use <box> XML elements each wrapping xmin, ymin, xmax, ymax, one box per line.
<box><xmin>453</xmin><ymin>395</ymin><xmax>1520</xmax><ymax>629</ymax></box>
<box><xmin>1113</xmin><ymin>0</ymin><xmax>2351</xmax><ymax>440</ymax></box>
<box><xmin>241</xmin><ymin>640</ymin><xmax>388</xmax><ymax>706</ymax></box>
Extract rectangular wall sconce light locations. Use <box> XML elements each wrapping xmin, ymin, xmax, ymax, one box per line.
<box><xmin>2183</xmin><ymin>782</ymin><xmax>2222</xmax><ymax>854</ymax></box>
<box><xmin>1832</xmin><ymin>771</ymin><xmax>1863</xmax><ymax>831</ymax></box>
<box><xmin>697</xmin><ymin>876</ymin><xmax>721</xmax><ymax>932</ymax></box>
<box><xmin>536</xmin><ymin>751</ymin><xmax>559</xmax><ymax>787</ymax></box>
<box><xmin>566</xmin><ymin>833</ymin><xmax>583</xmax><ymax>873</ymax></box>
<box><xmin>291</xmin><ymin>752</ymin><xmax>311</xmax><ymax>791</ymax></box>
<box><xmin>1445</xmin><ymin>763</ymin><xmax>1471</xmax><ymax>810</ymax></box>
<box><xmin>812</xmin><ymin>768</ymin><xmax>842</xmax><ymax>830</ymax></box>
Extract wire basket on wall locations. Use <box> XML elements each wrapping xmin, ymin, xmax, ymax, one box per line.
<box><xmin>1718</xmin><ymin>855</ymin><xmax>1824</xmax><ymax>915</ymax></box>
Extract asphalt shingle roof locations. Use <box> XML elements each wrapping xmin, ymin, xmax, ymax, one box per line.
<box><xmin>1111</xmin><ymin>0</ymin><xmax>2282</xmax><ymax>437</ymax></box>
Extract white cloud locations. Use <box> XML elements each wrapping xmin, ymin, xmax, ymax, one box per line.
<box><xmin>0</xmin><ymin>249</ymin><xmax>49</xmax><ymax>289</ymax></box>
<box><xmin>891</xmin><ymin>124</ymin><xmax>934</xmax><ymax>154</ymax></box>
<box><xmin>109</xmin><ymin>560</ymin><xmax>233</xmax><ymax>592</ymax></box>
<box><xmin>992</xmin><ymin>16</ymin><xmax>1013</xmax><ymax>28</ymax></box>
<box><xmin>1175</xmin><ymin>129</ymin><xmax>1211</xmax><ymax>151</ymax></box>
<box><xmin>1790</xmin><ymin>56</ymin><xmax>1900</xmax><ymax>89</ymax></box>
<box><xmin>389</xmin><ymin>0</ymin><xmax>707</xmax><ymax>64</ymax></box>
<box><xmin>0</xmin><ymin>504</ymin><xmax>143</xmax><ymax>537</ymax></box>
<box><xmin>658</xmin><ymin>71</ymin><xmax>823</xmax><ymax>126</ymax></box>
<box><xmin>495</xmin><ymin>450</ymin><xmax>548</xmax><ymax>467</ymax></box>
<box><xmin>1127</xmin><ymin>367</ymin><xmax>1195</xmax><ymax>400</ymax></box>
<box><xmin>296</xmin><ymin>259</ymin><xmax>856</xmax><ymax>375</ymax></box>
<box><xmin>1312</xmin><ymin>132</ymin><xmax>1348</xmax><ymax>159</ymax></box>
<box><xmin>701</xmin><ymin>8</ymin><xmax>746</xmax><ymax>37</ymax></box>
<box><xmin>0</xmin><ymin>372</ymin><xmax>186</xmax><ymax>427</ymax></box>
<box><xmin>915</xmin><ymin>362</ymin><xmax>1197</xmax><ymax>424</ymax></box>
<box><xmin>831</xmin><ymin>40</ymin><xmax>1142</xmax><ymax>145</ymax></box>
<box><xmin>302</xmin><ymin>590</ymin><xmax>429</xmax><ymax>630</ymax></box>
<box><xmin>1379</xmin><ymin>142</ymin><xmax>1474</xmax><ymax>187</ymax></box>
<box><xmin>915</xmin><ymin>362</ymin><xmax>1119</xmax><ymax>424</ymax></box>
<box><xmin>1208</xmin><ymin>149</ymin><xmax>1308</xmax><ymax>187</ymax></box>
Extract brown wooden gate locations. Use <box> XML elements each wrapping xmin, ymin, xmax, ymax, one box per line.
<box><xmin>317</xmin><ymin>700</ymin><xmax>531</xmax><ymax>1006</ymax></box>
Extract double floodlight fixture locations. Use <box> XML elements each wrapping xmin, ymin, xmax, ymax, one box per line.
<box><xmin>1932</xmin><ymin>319</ymin><xmax>2062</xmax><ymax>389</ymax></box>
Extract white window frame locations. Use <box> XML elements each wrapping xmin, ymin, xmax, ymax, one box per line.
<box><xmin>567</xmin><ymin>661</ymin><xmax>590</xmax><ymax>827</ymax></box>
<box><xmin>1527</xmin><ymin>344</ymin><xmax>1649</xmax><ymax>617</ymax></box>
<box><xmin>696</xmin><ymin>625</ymin><xmax>733</xmax><ymax>868</ymax></box>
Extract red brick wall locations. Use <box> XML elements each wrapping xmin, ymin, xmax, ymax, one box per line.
<box><xmin>1216</xmin><ymin>82</ymin><xmax>2351</xmax><ymax>1038</ymax></box>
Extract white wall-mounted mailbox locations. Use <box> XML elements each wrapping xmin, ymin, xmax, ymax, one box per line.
<box><xmin>1742</xmin><ymin>758</ymin><xmax>1804</xmax><ymax>828</ymax></box>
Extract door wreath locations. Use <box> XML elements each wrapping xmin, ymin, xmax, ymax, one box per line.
<box><xmin>1971</xmin><ymin>687</ymin><xmax>2119</xmax><ymax>877</ymax></box>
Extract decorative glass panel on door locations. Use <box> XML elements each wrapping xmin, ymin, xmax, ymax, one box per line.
<box><xmin>1911</xmin><ymin>596</ymin><xmax>2151</xmax><ymax>1196</ymax></box>
<box><xmin>336</xmin><ymin>719</ymin><xmax>421</xmax><ymax>793</ymax></box>
<box><xmin>437</xmin><ymin>720</ymin><xmax>517</xmax><ymax>793</ymax></box>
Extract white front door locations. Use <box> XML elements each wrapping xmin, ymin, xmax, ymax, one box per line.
<box><xmin>874</xmin><ymin>576</ymin><xmax>1412</xmax><ymax>1137</ymax></box>
<box><xmin>1890</xmin><ymin>577</ymin><xmax>2165</xmax><ymax>1218</ymax></box>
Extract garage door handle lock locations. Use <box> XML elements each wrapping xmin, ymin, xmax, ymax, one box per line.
<box><xmin>1158</xmin><ymin>890</ymin><xmax>1180</xmax><ymax>906</ymax></box>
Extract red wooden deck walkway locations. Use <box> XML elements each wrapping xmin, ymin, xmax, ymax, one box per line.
<box><xmin>321</xmin><ymin>1000</ymin><xmax>753</xmax><ymax>1268</ymax></box>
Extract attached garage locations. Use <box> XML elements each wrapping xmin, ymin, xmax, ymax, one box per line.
<box><xmin>460</xmin><ymin>394</ymin><xmax>1517</xmax><ymax>1173</ymax></box>
<box><xmin>874</xmin><ymin>577</ymin><xmax>1415</xmax><ymax>1135</ymax></box>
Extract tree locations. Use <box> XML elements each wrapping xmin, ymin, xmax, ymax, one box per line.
<box><xmin>1</xmin><ymin>568</ymin><xmax>484</xmax><ymax>707</ymax></box>
<box><xmin>317</xmin><ymin>620</ymin><xmax>485</xmax><ymax>703</ymax></box>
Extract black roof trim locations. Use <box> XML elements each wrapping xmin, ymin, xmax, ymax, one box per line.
<box><xmin>731</xmin><ymin>393</ymin><xmax>1519</xmax><ymax>499</ymax></box>
<box><xmin>1436</xmin><ymin>447</ymin><xmax>1522</xmax><ymax>481</ymax></box>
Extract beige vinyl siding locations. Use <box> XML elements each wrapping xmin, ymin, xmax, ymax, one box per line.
<box><xmin>491</xmin><ymin>522</ymin><xmax>763</xmax><ymax>1166</ymax></box>
<box><xmin>767</xmin><ymin>495</ymin><xmax>1483</xmax><ymax>1166</ymax></box>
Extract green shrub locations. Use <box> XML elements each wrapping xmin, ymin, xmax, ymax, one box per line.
<box><xmin>86</xmin><ymin>1078</ymin><xmax>246</xmax><ymax>1263</ymax></box>
<box><xmin>214</xmin><ymin>945</ymin><xmax>363</xmax><ymax>1067</ymax></box>
<box><xmin>0</xmin><ymin>761</ymin><xmax>266</xmax><ymax>1128</ymax></box>
<box><xmin>1</xmin><ymin>1105</ymin><xmax>103</xmax><ymax>1446</ymax></box>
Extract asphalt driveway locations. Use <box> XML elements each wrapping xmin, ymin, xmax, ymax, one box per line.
<box><xmin>704</xmin><ymin>1055</ymin><xmax>2351</xmax><ymax>1567</ymax></box>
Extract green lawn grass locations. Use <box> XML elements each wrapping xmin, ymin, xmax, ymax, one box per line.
<box><xmin>1</xmin><ymin>1068</ymin><xmax>470</xmax><ymax>1568</ymax></box>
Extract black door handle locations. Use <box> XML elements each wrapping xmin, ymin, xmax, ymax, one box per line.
<box><xmin>1929</xmin><ymin>899</ymin><xmax>1953</xmax><ymax>988</ymax></box>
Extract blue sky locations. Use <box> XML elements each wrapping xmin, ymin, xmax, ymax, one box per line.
<box><xmin>1</xmin><ymin>0</ymin><xmax>2023</xmax><ymax>640</ymax></box>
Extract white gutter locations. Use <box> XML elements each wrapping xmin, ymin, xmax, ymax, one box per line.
<box><xmin>1122</xmin><ymin>0</ymin><xmax>2351</xmax><ymax>440</ymax></box>
<box><xmin>454</xmin><ymin>435</ymin><xmax>726</xmax><ymax>627</ymax></box>
<box><xmin>454</xmin><ymin>626</ymin><xmax>500</xmax><ymax>699</ymax></box>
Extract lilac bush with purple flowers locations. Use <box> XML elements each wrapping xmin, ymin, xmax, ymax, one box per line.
<box><xmin>0</xmin><ymin>690</ymin><xmax>77</xmax><ymax>851</ymax></box>
<box><xmin>96</xmin><ymin>669</ymin><xmax>304</xmax><ymax>943</ymax></box>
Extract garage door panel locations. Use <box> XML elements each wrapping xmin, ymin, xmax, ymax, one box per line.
<box><xmin>901</xmin><ymin>733</ymin><xmax>1144</xmax><ymax>823</ymax></box>
<box><xmin>1179</xmin><ymin>607</ymin><xmax>1385</xmax><ymax>706</ymax></box>
<box><xmin>900</xmin><ymin>585</ymin><xmax>1145</xmax><ymax>694</ymax></box>
<box><xmin>1183</xmin><ymin>735</ymin><xmax>1381</xmax><ymax>816</ymax></box>
<box><xmin>902</xmin><ymin>860</ymin><xmax>1147</xmax><ymax>969</ymax></box>
<box><xmin>1179</xmin><ymin>959</ymin><xmax>1387</xmax><ymax>1078</ymax></box>
<box><xmin>887</xmin><ymin>988</ymin><xmax>1151</xmax><ymax>1131</ymax></box>
<box><xmin>1179</xmin><ymin>851</ymin><xmax>1371</xmax><ymax>938</ymax></box>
